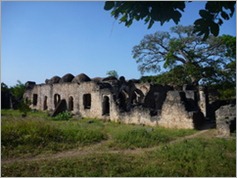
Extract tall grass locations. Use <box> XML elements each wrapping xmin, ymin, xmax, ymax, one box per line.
<box><xmin>1</xmin><ymin>110</ymin><xmax>235</xmax><ymax>177</ymax></box>
<box><xmin>1</xmin><ymin>116</ymin><xmax>107</xmax><ymax>159</ymax></box>
<box><xmin>113</xmin><ymin>128</ymin><xmax>171</xmax><ymax>148</ymax></box>
<box><xmin>2</xmin><ymin>138</ymin><xmax>235</xmax><ymax>177</ymax></box>
<box><xmin>105</xmin><ymin>123</ymin><xmax>196</xmax><ymax>149</ymax></box>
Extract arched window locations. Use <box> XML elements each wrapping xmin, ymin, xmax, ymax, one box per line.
<box><xmin>54</xmin><ymin>94</ymin><xmax>61</xmax><ymax>108</ymax></box>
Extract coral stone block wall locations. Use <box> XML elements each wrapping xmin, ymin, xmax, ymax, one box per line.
<box><xmin>216</xmin><ymin>104</ymin><xmax>236</xmax><ymax>136</ymax></box>
<box><xmin>23</xmin><ymin>73</ymin><xmax>209</xmax><ymax>129</ymax></box>
<box><xmin>159</xmin><ymin>91</ymin><xmax>194</xmax><ymax>129</ymax></box>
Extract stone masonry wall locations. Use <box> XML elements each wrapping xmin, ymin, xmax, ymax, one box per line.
<box><xmin>159</xmin><ymin>91</ymin><xmax>194</xmax><ymax>129</ymax></box>
<box><xmin>24</xmin><ymin>76</ymin><xmax>208</xmax><ymax>130</ymax></box>
<box><xmin>216</xmin><ymin>104</ymin><xmax>236</xmax><ymax>136</ymax></box>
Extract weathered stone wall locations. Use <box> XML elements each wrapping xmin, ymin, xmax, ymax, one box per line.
<box><xmin>24</xmin><ymin>74</ymin><xmax>210</xmax><ymax>130</ymax></box>
<box><xmin>216</xmin><ymin>104</ymin><xmax>236</xmax><ymax>136</ymax></box>
<box><xmin>159</xmin><ymin>91</ymin><xmax>194</xmax><ymax>129</ymax></box>
<box><xmin>117</xmin><ymin>107</ymin><xmax>158</xmax><ymax>126</ymax></box>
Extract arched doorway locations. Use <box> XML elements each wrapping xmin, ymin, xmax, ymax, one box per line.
<box><xmin>102</xmin><ymin>96</ymin><xmax>110</xmax><ymax>116</ymax></box>
<box><xmin>33</xmin><ymin>94</ymin><xmax>38</xmax><ymax>106</ymax></box>
<box><xmin>54</xmin><ymin>94</ymin><xmax>61</xmax><ymax>108</ymax></box>
<box><xmin>43</xmin><ymin>96</ymin><xmax>48</xmax><ymax>110</ymax></box>
<box><xmin>68</xmin><ymin>96</ymin><xmax>74</xmax><ymax>111</ymax></box>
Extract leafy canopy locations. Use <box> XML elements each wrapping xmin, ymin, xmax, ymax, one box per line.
<box><xmin>132</xmin><ymin>25</ymin><xmax>236</xmax><ymax>87</ymax></box>
<box><xmin>10</xmin><ymin>80</ymin><xmax>26</xmax><ymax>100</ymax></box>
<box><xmin>104</xmin><ymin>1</ymin><xmax>236</xmax><ymax>40</ymax></box>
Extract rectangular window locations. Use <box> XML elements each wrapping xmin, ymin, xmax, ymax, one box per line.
<box><xmin>33</xmin><ymin>94</ymin><xmax>38</xmax><ymax>106</ymax></box>
<box><xmin>83</xmin><ymin>94</ymin><xmax>91</xmax><ymax>109</ymax></box>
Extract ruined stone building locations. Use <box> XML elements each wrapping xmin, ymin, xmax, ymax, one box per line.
<box><xmin>24</xmin><ymin>73</ymin><xmax>213</xmax><ymax>130</ymax></box>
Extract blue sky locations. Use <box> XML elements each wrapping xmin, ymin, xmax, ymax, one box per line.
<box><xmin>1</xmin><ymin>1</ymin><xmax>236</xmax><ymax>87</ymax></box>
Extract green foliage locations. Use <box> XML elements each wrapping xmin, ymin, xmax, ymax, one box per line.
<box><xmin>152</xmin><ymin>138</ymin><xmax>236</xmax><ymax>176</ymax></box>
<box><xmin>107</xmin><ymin>124</ymin><xmax>196</xmax><ymax>149</ymax></box>
<box><xmin>141</xmin><ymin>66</ymin><xmax>192</xmax><ymax>87</ymax></box>
<box><xmin>18</xmin><ymin>100</ymin><xmax>31</xmax><ymax>117</ymax></box>
<box><xmin>1</xmin><ymin>113</ymin><xmax>107</xmax><ymax>159</ymax></box>
<box><xmin>2</xmin><ymin>137</ymin><xmax>235</xmax><ymax>177</ymax></box>
<box><xmin>10</xmin><ymin>80</ymin><xmax>25</xmax><ymax>100</ymax></box>
<box><xmin>1</xmin><ymin>110</ymin><xmax>235</xmax><ymax>177</ymax></box>
<box><xmin>106</xmin><ymin>70</ymin><xmax>119</xmax><ymax>78</ymax></box>
<box><xmin>114</xmin><ymin>128</ymin><xmax>170</xmax><ymax>148</ymax></box>
<box><xmin>104</xmin><ymin>1</ymin><xmax>236</xmax><ymax>40</ymax></box>
<box><xmin>193</xmin><ymin>1</ymin><xmax>236</xmax><ymax>40</ymax></box>
<box><xmin>53</xmin><ymin>111</ymin><xmax>72</xmax><ymax>121</ymax></box>
<box><xmin>1</xmin><ymin>82</ymin><xmax>9</xmax><ymax>92</ymax></box>
<box><xmin>133</xmin><ymin>25</ymin><xmax>236</xmax><ymax>87</ymax></box>
<box><xmin>220</xmin><ymin>35</ymin><xmax>236</xmax><ymax>58</ymax></box>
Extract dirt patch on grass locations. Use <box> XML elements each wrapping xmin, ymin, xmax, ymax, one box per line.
<box><xmin>2</xmin><ymin>129</ymin><xmax>212</xmax><ymax>164</ymax></box>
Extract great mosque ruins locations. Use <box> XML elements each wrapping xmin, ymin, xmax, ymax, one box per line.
<box><xmin>23</xmin><ymin>73</ymin><xmax>236</xmax><ymax>135</ymax></box>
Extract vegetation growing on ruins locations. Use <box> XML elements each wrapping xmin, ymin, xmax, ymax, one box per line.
<box><xmin>106</xmin><ymin>70</ymin><xmax>119</xmax><ymax>79</ymax></box>
<box><xmin>1</xmin><ymin>109</ymin><xmax>236</xmax><ymax>177</ymax></box>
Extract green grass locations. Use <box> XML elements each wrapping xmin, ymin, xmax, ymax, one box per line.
<box><xmin>2</xmin><ymin>138</ymin><xmax>235</xmax><ymax>177</ymax></box>
<box><xmin>1</xmin><ymin>109</ymin><xmax>236</xmax><ymax>177</ymax></box>
<box><xmin>104</xmin><ymin>122</ymin><xmax>196</xmax><ymax>149</ymax></box>
<box><xmin>1</xmin><ymin>110</ymin><xmax>107</xmax><ymax>159</ymax></box>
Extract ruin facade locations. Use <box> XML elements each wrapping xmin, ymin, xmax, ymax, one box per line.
<box><xmin>24</xmin><ymin>73</ymin><xmax>210</xmax><ymax>129</ymax></box>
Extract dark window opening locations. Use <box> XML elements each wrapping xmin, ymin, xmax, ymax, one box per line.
<box><xmin>33</xmin><ymin>94</ymin><xmax>38</xmax><ymax>106</ymax></box>
<box><xmin>54</xmin><ymin>94</ymin><xmax>61</xmax><ymax>108</ymax></box>
<box><xmin>83</xmin><ymin>94</ymin><xmax>91</xmax><ymax>109</ymax></box>
<box><xmin>150</xmin><ymin>110</ymin><xmax>158</xmax><ymax>116</ymax></box>
<box><xmin>68</xmin><ymin>96</ymin><xmax>74</xmax><ymax>111</ymax></box>
<box><xmin>230</xmin><ymin>118</ymin><xmax>236</xmax><ymax>133</ymax></box>
<box><xmin>102</xmin><ymin>96</ymin><xmax>110</xmax><ymax>116</ymax></box>
<box><xmin>43</xmin><ymin>96</ymin><xmax>48</xmax><ymax>110</ymax></box>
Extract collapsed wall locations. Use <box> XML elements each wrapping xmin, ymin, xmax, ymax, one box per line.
<box><xmin>215</xmin><ymin>103</ymin><xmax>236</xmax><ymax>136</ymax></box>
<box><xmin>23</xmin><ymin>73</ymin><xmax>207</xmax><ymax>129</ymax></box>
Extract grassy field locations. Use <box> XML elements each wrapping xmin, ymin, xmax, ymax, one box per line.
<box><xmin>1</xmin><ymin>109</ymin><xmax>236</xmax><ymax>177</ymax></box>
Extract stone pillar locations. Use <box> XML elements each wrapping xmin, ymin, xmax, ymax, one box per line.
<box><xmin>198</xmin><ymin>86</ymin><xmax>208</xmax><ymax>117</ymax></box>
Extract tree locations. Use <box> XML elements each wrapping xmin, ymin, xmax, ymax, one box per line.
<box><xmin>141</xmin><ymin>65</ymin><xmax>192</xmax><ymax>87</ymax></box>
<box><xmin>104</xmin><ymin>1</ymin><xmax>236</xmax><ymax>40</ymax></box>
<box><xmin>106</xmin><ymin>70</ymin><xmax>119</xmax><ymax>78</ymax></box>
<box><xmin>10</xmin><ymin>80</ymin><xmax>26</xmax><ymax>100</ymax></box>
<box><xmin>1</xmin><ymin>82</ymin><xmax>9</xmax><ymax>92</ymax></box>
<box><xmin>132</xmin><ymin>25</ymin><xmax>236</xmax><ymax>86</ymax></box>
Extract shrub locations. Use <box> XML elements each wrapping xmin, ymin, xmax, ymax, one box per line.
<box><xmin>53</xmin><ymin>111</ymin><xmax>72</xmax><ymax>121</ymax></box>
<box><xmin>18</xmin><ymin>100</ymin><xmax>31</xmax><ymax>117</ymax></box>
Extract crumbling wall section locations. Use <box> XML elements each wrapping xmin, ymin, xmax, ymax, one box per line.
<box><xmin>216</xmin><ymin>104</ymin><xmax>236</xmax><ymax>136</ymax></box>
<box><xmin>24</xmin><ymin>76</ymin><xmax>210</xmax><ymax>130</ymax></box>
<box><xmin>117</xmin><ymin>107</ymin><xmax>157</xmax><ymax>126</ymax></box>
<box><xmin>159</xmin><ymin>91</ymin><xmax>194</xmax><ymax>129</ymax></box>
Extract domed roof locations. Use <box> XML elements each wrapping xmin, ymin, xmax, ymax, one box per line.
<box><xmin>46</xmin><ymin>76</ymin><xmax>61</xmax><ymax>84</ymax></box>
<box><xmin>59</xmin><ymin>73</ymin><xmax>75</xmax><ymax>83</ymax></box>
<box><xmin>72</xmin><ymin>73</ymin><xmax>91</xmax><ymax>83</ymax></box>
<box><xmin>92</xmin><ymin>77</ymin><xmax>103</xmax><ymax>83</ymax></box>
<box><xmin>102</xmin><ymin>76</ymin><xmax>118</xmax><ymax>81</ymax></box>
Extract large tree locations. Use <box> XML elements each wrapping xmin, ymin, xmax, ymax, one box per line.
<box><xmin>132</xmin><ymin>25</ymin><xmax>236</xmax><ymax>86</ymax></box>
<box><xmin>104</xmin><ymin>1</ymin><xmax>236</xmax><ymax>40</ymax></box>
